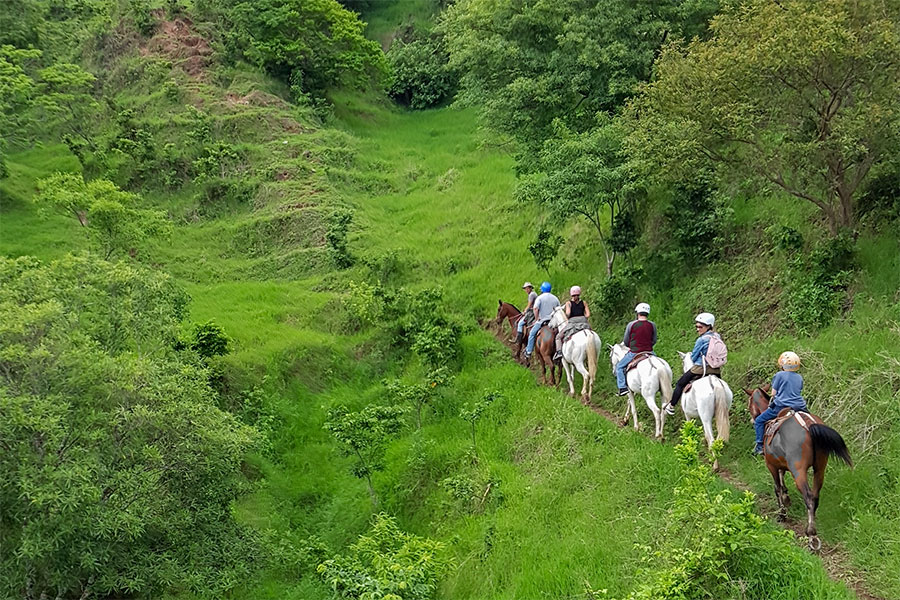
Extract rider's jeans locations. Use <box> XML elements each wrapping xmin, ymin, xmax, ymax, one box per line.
<box><xmin>526</xmin><ymin>321</ymin><xmax>543</xmax><ymax>355</ymax></box>
<box><xmin>615</xmin><ymin>352</ymin><xmax>635</xmax><ymax>388</ymax></box>
<box><xmin>754</xmin><ymin>405</ymin><xmax>782</xmax><ymax>445</ymax></box>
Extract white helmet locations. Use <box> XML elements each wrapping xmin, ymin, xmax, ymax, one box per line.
<box><xmin>695</xmin><ymin>312</ymin><xmax>715</xmax><ymax>327</ymax></box>
<box><xmin>634</xmin><ymin>302</ymin><xmax>650</xmax><ymax>315</ymax></box>
<box><xmin>570</xmin><ymin>285</ymin><xmax>582</xmax><ymax>296</ymax></box>
<box><xmin>522</xmin><ymin>281</ymin><xmax>534</xmax><ymax>289</ymax></box>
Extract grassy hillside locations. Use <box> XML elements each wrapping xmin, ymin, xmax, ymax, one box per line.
<box><xmin>2</xmin><ymin>1</ymin><xmax>899</xmax><ymax>598</ymax></box>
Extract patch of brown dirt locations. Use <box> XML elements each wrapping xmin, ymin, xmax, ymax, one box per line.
<box><xmin>143</xmin><ymin>12</ymin><xmax>212</xmax><ymax>79</ymax></box>
<box><xmin>482</xmin><ymin>317</ymin><xmax>886</xmax><ymax>600</ymax></box>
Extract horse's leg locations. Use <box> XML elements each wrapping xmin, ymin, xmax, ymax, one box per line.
<box><xmin>807</xmin><ymin>453</ymin><xmax>828</xmax><ymax>549</ymax></box>
<box><xmin>564</xmin><ymin>360</ymin><xmax>576</xmax><ymax>397</ymax></box>
<box><xmin>573</xmin><ymin>359</ymin><xmax>590</xmax><ymax>401</ymax></box>
<box><xmin>644</xmin><ymin>390</ymin><xmax>662</xmax><ymax>439</ymax></box>
<box><xmin>790</xmin><ymin>465</ymin><xmax>818</xmax><ymax>539</ymax></box>
<box><xmin>626</xmin><ymin>391</ymin><xmax>639</xmax><ymax>430</ymax></box>
<box><xmin>767</xmin><ymin>461</ymin><xmax>787</xmax><ymax>521</ymax></box>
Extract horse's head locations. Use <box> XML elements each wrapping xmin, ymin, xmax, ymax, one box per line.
<box><xmin>743</xmin><ymin>384</ymin><xmax>771</xmax><ymax>420</ymax></box>
<box><xmin>548</xmin><ymin>305</ymin><xmax>567</xmax><ymax>329</ymax></box>
<box><xmin>496</xmin><ymin>300</ymin><xmax>520</xmax><ymax>324</ymax></box>
<box><xmin>677</xmin><ymin>351</ymin><xmax>692</xmax><ymax>374</ymax></box>
<box><xmin>609</xmin><ymin>342</ymin><xmax>626</xmax><ymax>365</ymax></box>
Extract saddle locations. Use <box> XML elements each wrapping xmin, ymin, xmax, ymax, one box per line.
<box><xmin>625</xmin><ymin>352</ymin><xmax>653</xmax><ymax>373</ymax></box>
<box><xmin>682</xmin><ymin>373</ymin><xmax>720</xmax><ymax>395</ymax></box>
<box><xmin>763</xmin><ymin>409</ymin><xmax>820</xmax><ymax>448</ymax></box>
<box><xmin>561</xmin><ymin>321</ymin><xmax>591</xmax><ymax>345</ymax></box>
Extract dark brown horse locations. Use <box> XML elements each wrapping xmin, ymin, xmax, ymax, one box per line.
<box><xmin>745</xmin><ymin>386</ymin><xmax>852</xmax><ymax>549</ymax></box>
<box><xmin>496</xmin><ymin>300</ymin><xmax>528</xmax><ymax>359</ymax></box>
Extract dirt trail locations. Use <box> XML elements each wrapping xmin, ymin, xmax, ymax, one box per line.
<box><xmin>484</xmin><ymin>318</ymin><xmax>884</xmax><ymax>600</ymax></box>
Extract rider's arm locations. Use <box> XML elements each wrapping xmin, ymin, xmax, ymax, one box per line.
<box><xmin>651</xmin><ymin>322</ymin><xmax>658</xmax><ymax>345</ymax></box>
<box><xmin>565</xmin><ymin>301</ymin><xmax>571</xmax><ymax>317</ymax></box>
<box><xmin>533</xmin><ymin>297</ymin><xmax>541</xmax><ymax>320</ymax></box>
<box><xmin>690</xmin><ymin>335</ymin><xmax>707</xmax><ymax>364</ymax></box>
<box><xmin>583</xmin><ymin>301</ymin><xmax>590</xmax><ymax>318</ymax></box>
<box><xmin>622</xmin><ymin>321</ymin><xmax>633</xmax><ymax>346</ymax></box>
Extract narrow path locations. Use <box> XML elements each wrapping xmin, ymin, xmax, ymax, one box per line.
<box><xmin>484</xmin><ymin>319</ymin><xmax>884</xmax><ymax>600</ymax></box>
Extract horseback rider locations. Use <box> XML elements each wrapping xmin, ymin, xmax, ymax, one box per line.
<box><xmin>524</xmin><ymin>282</ymin><xmax>560</xmax><ymax>362</ymax></box>
<box><xmin>553</xmin><ymin>285</ymin><xmax>591</xmax><ymax>361</ymax></box>
<box><xmin>753</xmin><ymin>351</ymin><xmax>808</xmax><ymax>455</ymax></box>
<box><xmin>663</xmin><ymin>312</ymin><xmax>721</xmax><ymax>415</ymax></box>
<box><xmin>515</xmin><ymin>282</ymin><xmax>538</xmax><ymax>346</ymax></box>
<box><xmin>614</xmin><ymin>303</ymin><xmax>657</xmax><ymax>396</ymax></box>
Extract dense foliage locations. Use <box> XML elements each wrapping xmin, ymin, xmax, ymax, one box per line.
<box><xmin>627</xmin><ymin>0</ymin><xmax>900</xmax><ymax>233</ymax></box>
<box><xmin>212</xmin><ymin>0</ymin><xmax>388</xmax><ymax>95</ymax></box>
<box><xmin>387</xmin><ymin>35</ymin><xmax>456</xmax><ymax>109</ymax></box>
<box><xmin>0</xmin><ymin>255</ymin><xmax>259</xmax><ymax>599</ymax></box>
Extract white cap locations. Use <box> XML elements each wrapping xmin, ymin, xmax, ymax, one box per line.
<box><xmin>522</xmin><ymin>282</ymin><xmax>534</xmax><ymax>289</ymax></box>
<box><xmin>634</xmin><ymin>302</ymin><xmax>650</xmax><ymax>314</ymax></box>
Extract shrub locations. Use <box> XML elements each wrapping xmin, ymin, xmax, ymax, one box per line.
<box><xmin>592</xmin><ymin>274</ymin><xmax>633</xmax><ymax>321</ymax></box>
<box><xmin>665</xmin><ymin>180</ymin><xmax>732</xmax><ymax>263</ymax></box>
<box><xmin>387</xmin><ymin>36</ymin><xmax>457</xmax><ymax>109</ymax></box>
<box><xmin>317</xmin><ymin>513</ymin><xmax>454</xmax><ymax>600</ymax></box>
<box><xmin>326</xmin><ymin>208</ymin><xmax>354</xmax><ymax>268</ymax></box>
<box><xmin>191</xmin><ymin>320</ymin><xmax>231</xmax><ymax>358</ymax></box>
<box><xmin>781</xmin><ymin>235</ymin><xmax>856</xmax><ymax>333</ymax></box>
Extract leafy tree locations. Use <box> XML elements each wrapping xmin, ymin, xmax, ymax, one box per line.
<box><xmin>459</xmin><ymin>391</ymin><xmax>499</xmax><ymax>454</ymax></box>
<box><xmin>517</xmin><ymin>118</ymin><xmax>637</xmax><ymax>276</ymax></box>
<box><xmin>317</xmin><ymin>513</ymin><xmax>454</xmax><ymax>600</ymax></box>
<box><xmin>385</xmin><ymin>367</ymin><xmax>450</xmax><ymax>429</ymax></box>
<box><xmin>35</xmin><ymin>173</ymin><xmax>170</xmax><ymax>260</ymax></box>
<box><xmin>324</xmin><ymin>404</ymin><xmax>406</xmax><ymax>506</ymax></box>
<box><xmin>527</xmin><ymin>228</ymin><xmax>562</xmax><ymax>278</ymax></box>
<box><xmin>0</xmin><ymin>45</ymin><xmax>40</xmax><ymax>177</ymax></box>
<box><xmin>217</xmin><ymin>0</ymin><xmax>388</xmax><ymax>96</ymax></box>
<box><xmin>627</xmin><ymin>0</ymin><xmax>900</xmax><ymax>234</ymax></box>
<box><xmin>36</xmin><ymin>62</ymin><xmax>102</xmax><ymax>155</ymax></box>
<box><xmin>442</xmin><ymin>0</ymin><xmax>718</xmax><ymax>166</ymax></box>
<box><xmin>0</xmin><ymin>255</ymin><xmax>260</xmax><ymax>599</ymax></box>
<box><xmin>387</xmin><ymin>35</ymin><xmax>457</xmax><ymax>109</ymax></box>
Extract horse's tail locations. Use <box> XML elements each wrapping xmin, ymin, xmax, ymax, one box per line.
<box><xmin>714</xmin><ymin>380</ymin><xmax>730</xmax><ymax>442</ymax></box>
<box><xmin>586</xmin><ymin>332</ymin><xmax>598</xmax><ymax>386</ymax></box>
<box><xmin>809</xmin><ymin>424</ymin><xmax>853</xmax><ymax>467</ymax></box>
<box><xmin>657</xmin><ymin>360</ymin><xmax>673</xmax><ymax>405</ymax></box>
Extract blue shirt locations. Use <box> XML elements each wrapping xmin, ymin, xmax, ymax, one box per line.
<box><xmin>690</xmin><ymin>333</ymin><xmax>714</xmax><ymax>366</ymax></box>
<box><xmin>772</xmin><ymin>370</ymin><xmax>806</xmax><ymax>410</ymax></box>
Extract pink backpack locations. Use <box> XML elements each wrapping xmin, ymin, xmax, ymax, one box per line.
<box><xmin>704</xmin><ymin>333</ymin><xmax>728</xmax><ymax>369</ymax></box>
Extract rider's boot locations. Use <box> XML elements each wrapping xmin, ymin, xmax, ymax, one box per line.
<box><xmin>617</xmin><ymin>387</ymin><xmax>629</xmax><ymax>396</ymax></box>
<box><xmin>663</xmin><ymin>402</ymin><xmax>675</xmax><ymax>416</ymax></box>
<box><xmin>753</xmin><ymin>442</ymin><xmax>764</xmax><ymax>456</ymax></box>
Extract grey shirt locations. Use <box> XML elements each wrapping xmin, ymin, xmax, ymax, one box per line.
<box><xmin>534</xmin><ymin>293</ymin><xmax>560</xmax><ymax>320</ymax></box>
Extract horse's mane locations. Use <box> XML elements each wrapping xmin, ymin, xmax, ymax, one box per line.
<box><xmin>504</xmin><ymin>301</ymin><xmax>520</xmax><ymax>312</ymax></box>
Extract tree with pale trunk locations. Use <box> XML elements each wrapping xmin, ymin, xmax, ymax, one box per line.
<box><xmin>627</xmin><ymin>0</ymin><xmax>900</xmax><ymax>234</ymax></box>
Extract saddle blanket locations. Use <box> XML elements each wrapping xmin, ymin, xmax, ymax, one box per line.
<box><xmin>626</xmin><ymin>352</ymin><xmax>653</xmax><ymax>372</ymax></box>
<box><xmin>764</xmin><ymin>409</ymin><xmax>819</xmax><ymax>446</ymax></box>
<box><xmin>561</xmin><ymin>321</ymin><xmax>591</xmax><ymax>345</ymax></box>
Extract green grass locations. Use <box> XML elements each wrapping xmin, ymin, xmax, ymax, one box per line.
<box><xmin>4</xmin><ymin>16</ymin><xmax>897</xmax><ymax>596</ymax></box>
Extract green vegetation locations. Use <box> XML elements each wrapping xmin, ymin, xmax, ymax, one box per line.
<box><xmin>2</xmin><ymin>0</ymin><xmax>899</xmax><ymax>599</ymax></box>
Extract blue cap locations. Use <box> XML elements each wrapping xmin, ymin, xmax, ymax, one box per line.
<box><xmin>540</xmin><ymin>282</ymin><xmax>551</xmax><ymax>293</ymax></box>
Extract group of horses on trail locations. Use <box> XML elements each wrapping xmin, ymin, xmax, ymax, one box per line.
<box><xmin>495</xmin><ymin>299</ymin><xmax>853</xmax><ymax>550</ymax></box>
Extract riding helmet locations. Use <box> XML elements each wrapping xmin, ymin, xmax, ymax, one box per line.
<box><xmin>634</xmin><ymin>302</ymin><xmax>651</xmax><ymax>315</ymax></box>
<box><xmin>540</xmin><ymin>282</ymin><xmax>552</xmax><ymax>293</ymax></box>
<box><xmin>570</xmin><ymin>285</ymin><xmax>582</xmax><ymax>296</ymax></box>
<box><xmin>695</xmin><ymin>312</ymin><xmax>715</xmax><ymax>327</ymax></box>
<box><xmin>778</xmin><ymin>351</ymin><xmax>801</xmax><ymax>371</ymax></box>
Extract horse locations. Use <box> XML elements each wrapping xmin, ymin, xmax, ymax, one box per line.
<box><xmin>495</xmin><ymin>300</ymin><xmax>527</xmax><ymax>359</ymax></box>
<box><xmin>609</xmin><ymin>343</ymin><xmax>673</xmax><ymax>440</ymax></box>
<box><xmin>547</xmin><ymin>306</ymin><xmax>601</xmax><ymax>401</ymax></box>
<box><xmin>676</xmin><ymin>351</ymin><xmax>733</xmax><ymax>470</ymax></box>
<box><xmin>744</xmin><ymin>386</ymin><xmax>852</xmax><ymax>550</ymax></box>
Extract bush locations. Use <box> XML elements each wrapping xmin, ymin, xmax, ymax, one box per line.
<box><xmin>665</xmin><ymin>180</ymin><xmax>732</xmax><ymax>263</ymax></box>
<box><xmin>191</xmin><ymin>320</ymin><xmax>231</xmax><ymax>358</ymax></box>
<box><xmin>326</xmin><ymin>208</ymin><xmax>354</xmax><ymax>268</ymax></box>
<box><xmin>317</xmin><ymin>513</ymin><xmax>454</xmax><ymax>600</ymax></box>
<box><xmin>781</xmin><ymin>235</ymin><xmax>856</xmax><ymax>333</ymax></box>
<box><xmin>387</xmin><ymin>36</ymin><xmax>457</xmax><ymax>109</ymax></box>
<box><xmin>592</xmin><ymin>274</ymin><xmax>633</xmax><ymax>321</ymax></box>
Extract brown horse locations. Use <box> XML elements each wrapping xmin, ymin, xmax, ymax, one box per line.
<box><xmin>745</xmin><ymin>386</ymin><xmax>852</xmax><ymax>549</ymax></box>
<box><xmin>529</xmin><ymin>322</ymin><xmax>562</xmax><ymax>386</ymax></box>
<box><xmin>496</xmin><ymin>300</ymin><xmax>529</xmax><ymax>359</ymax></box>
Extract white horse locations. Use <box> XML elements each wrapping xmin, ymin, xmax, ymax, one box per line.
<box><xmin>609</xmin><ymin>343</ymin><xmax>673</xmax><ymax>440</ymax></box>
<box><xmin>547</xmin><ymin>306</ymin><xmax>602</xmax><ymax>400</ymax></box>
<box><xmin>676</xmin><ymin>351</ymin><xmax>733</xmax><ymax>469</ymax></box>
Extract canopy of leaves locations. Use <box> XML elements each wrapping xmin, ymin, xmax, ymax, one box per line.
<box><xmin>216</xmin><ymin>0</ymin><xmax>388</xmax><ymax>95</ymax></box>
<box><xmin>35</xmin><ymin>173</ymin><xmax>170</xmax><ymax>259</ymax></box>
<box><xmin>387</xmin><ymin>36</ymin><xmax>457</xmax><ymax>109</ymax></box>
<box><xmin>442</xmin><ymin>0</ymin><xmax>718</xmax><ymax>166</ymax></box>
<box><xmin>0</xmin><ymin>255</ymin><xmax>259</xmax><ymax>599</ymax></box>
<box><xmin>627</xmin><ymin>0</ymin><xmax>900</xmax><ymax>232</ymax></box>
<box><xmin>516</xmin><ymin>117</ymin><xmax>637</xmax><ymax>274</ymax></box>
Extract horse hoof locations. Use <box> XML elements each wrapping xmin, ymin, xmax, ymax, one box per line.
<box><xmin>808</xmin><ymin>536</ymin><xmax>822</xmax><ymax>552</ymax></box>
